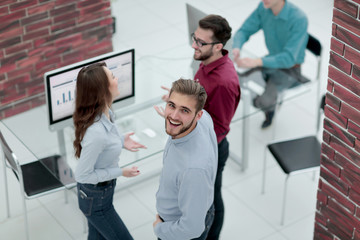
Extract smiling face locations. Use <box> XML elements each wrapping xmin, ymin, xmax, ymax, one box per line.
<box><xmin>164</xmin><ymin>91</ymin><xmax>203</xmax><ymax>139</ymax></box>
<box><xmin>103</xmin><ymin>66</ymin><xmax>119</xmax><ymax>101</ymax></box>
<box><xmin>192</xmin><ymin>27</ymin><xmax>221</xmax><ymax>65</ymax></box>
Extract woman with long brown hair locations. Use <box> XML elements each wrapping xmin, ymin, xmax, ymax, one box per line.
<box><xmin>73</xmin><ymin>62</ymin><xmax>145</xmax><ymax>240</ymax></box>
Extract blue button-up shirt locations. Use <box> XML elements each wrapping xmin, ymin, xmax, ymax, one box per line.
<box><xmin>75</xmin><ymin>109</ymin><xmax>124</xmax><ymax>184</ymax></box>
<box><xmin>233</xmin><ymin>1</ymin><xmax>308</xmax><ymax>69</ymax></box>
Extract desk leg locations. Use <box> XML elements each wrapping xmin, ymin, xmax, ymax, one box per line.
<box><xmin>229</xmin><ymin>88</ymin><xmax>251</xmax><ymax>172</ymax></box>
<box><xmin>57</xmin><ymin>129</ymin><xmax>69</xmax><ymax>203</ymax></box>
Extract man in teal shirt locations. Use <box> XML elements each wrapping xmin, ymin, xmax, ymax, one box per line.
<box><xmin>232</xmin><ymin>0</ymin><xmax>308</xmax><ymax>128</ymax></box>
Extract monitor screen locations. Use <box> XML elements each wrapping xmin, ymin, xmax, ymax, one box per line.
<box><xmin>44</xmin><ymin>49</ymin><xmax>135</xmax><ymax>131</ymax></box>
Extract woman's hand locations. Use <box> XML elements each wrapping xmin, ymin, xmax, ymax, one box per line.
<box><xmin>124</xmin><ymin>132</ymin><xmax>146</xmax><ymax>152</ymax></box>
<box><xmin>122</xmin><ymin>166</ymin><xmax>140</xmax><ymax>177</ymax></box>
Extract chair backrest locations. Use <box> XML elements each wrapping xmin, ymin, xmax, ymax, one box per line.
<box><xmin>0</xmin><ymin>131</ymin><xmax>20</xmax><ymax>176</ymax></box>
<box><xmin>306</xmin><ymin>34</ymin><xmax>322</xmax><ymax>57</ymax></box>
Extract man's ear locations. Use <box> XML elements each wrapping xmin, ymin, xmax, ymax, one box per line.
<box><xmin>196</xmin><ymin>110</ymin><xmax>203</xmax><ymax>121</ymax></box>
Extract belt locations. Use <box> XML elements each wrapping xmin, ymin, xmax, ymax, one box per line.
<box><xmin>96</xmin><ymin>180</ymin><xmax>112</xmax><ymax>187</ymax></box>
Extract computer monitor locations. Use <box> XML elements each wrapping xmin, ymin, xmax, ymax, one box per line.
<box><xmin>44</xmin><ymin>49</ymin><xmax>135</xmax><ymax>131</ymax></box>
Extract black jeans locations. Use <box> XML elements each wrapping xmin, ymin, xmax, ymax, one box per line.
<box><xmin>206</xmin><ymin>138</ymin><xmax>229</xmax><ymax>240</ymax></box>
<box><xmin>158</xmin><ymin>204</ymin><xmax>215</xmax><ymax>240</ymax></box>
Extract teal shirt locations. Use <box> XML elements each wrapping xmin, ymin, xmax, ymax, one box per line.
<box><xmin>233</xmin><ymin>1</ymin><xmax>308</xmax><ymax>69</ymax></box>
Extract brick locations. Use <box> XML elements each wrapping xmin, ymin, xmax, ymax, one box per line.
<box><xmin>79</xmin><ymin>2</ymin><xmax>110</xmax><ymax>16</ymax></box>
<box><xmin>0</xmin><ymin>26</ymin><xmax>23</xmax><ymax>41</ymax></box>
<box><xmin>43</xmin><ymin>45</ymin><xmax>71</xmax><ymax>58</ymax></box>
<box><xmin>23</xmin><ymin>28</ymin><xmax>49</xmax><ymax>41</ymax></box>
<box><xmin>51</xmin><ymin>19</ymin><xmax>76</xmax><ymax>33</ymax></box>
<box><xmin>35</xmin><ymin>56</ymin><xmax>61</xmax><ymax>72</ymax></box>
<box><xmin>344</xmin><ymin>45</ymin><xmax>360</xmax><ymax>66</ymax></box>
<box><xmin>322</xmin><ymin>181</ymin><xmax>356</xmax><ymax>214</ymax></box>
<box><xmin>3</xmin><ymin>75</ymin><xmax>30</xmax><ymax>89</ymax></box>
<box><xmin>21</xmin><ymin>12</ymin><xmax>48</xmax><ymax>26</ymax></box>
<box><xmin>17</xmin><ymin>55</ymin><xmax>42</xmax><ymax>68</ymax></box>
<box><xmin>334</xmin><ymin>0</ymin><xmax>358</xmax><ymax>18</ymax></box>
<box><xmin>341</xmin><ymin>101</ymin><xmax>360</xmax><ymax>126</ymax></box>
<box><xmin>0</xmin><ymin>36</ymin><xmax>21</xmax><ymax>49</ymax></box>
<box><xmin>82</xmin><ymin>27</ymin><xmax>108</xmax><ymax>41</ymax></box>
<box><xmin>55</xmin><ymin>0</ymin><xmax>73</xmax><ymax>6</ymax></box>
<box><xmin>27</xmin><ymin>2</ymin><xmax>56</xmax><ymax>15</ymax></box>
<box><xmin>328</xmin><ymin>66</ymin><xmax>360</xmax><ymax>96</ymax></box>
<box><xmin>0</xmin><ymin>6</ymin><xmax>9</xmax><ymax>17</ymax></box>
<box><xmin>330</xmin><ymin>52</ymin><xmax>352</xmax><ymax>75</ymax></box>
<box><xmin>315</xmin><ymin>211</ymin><xmax>328</xmax><ymax>226</ymax></box>
<box><xmin>0</xmin><ymin>64</ymin><xmax>16</xmax><ymax>74</ymax></box>
<box><xmin>25</xmin><ymin>19</ymin><xmax>52</xmax><ymax>32</ymax></box>
<box><xmin>317</xmin><ymin>189</ymin><xmax>329</xmax><ymax>205</ymax></box>
<box><xmin>356</xmin><ymin>139</ymin><xmax>360</xmax><ymax>152</ymax></box>
<box><xmin>321</xmin><ymin>154</ymin><xmax>341</xmax><ymax>177</ymax></box>
<box><xmin>353</xmin><ymin>65</ymin><xmax>360</xmax><ymax>81</ymax></box>
<box><xmin>327</xmin><ymin>79</ymin><xmax>334</xmax><ymax>92</ymax></box>
<box><xmin>323</xmin><ymin>130</ymin><xmax>331</xmax><ymax>144</ymax></box>
<box><xmin>77</xmin><ymin>9</ymin><xmax>111</xmax><ymax>24</ymax></box>
<box><xmin>0</xmin><ymin>19</ymin><xmax>20</xmax><ymax>34</ymax></box>
<box><xmin>61</xmin><ymin>50</ymin><xmax>84</xmax><ymax>65</ymax></box>
<box><xmin>333</xmin><ymin>8</ymin><xmax>360</xmax><ymax>37</ymax></box>
<box><xmin>324</xmin><ymin>106</ymin><xmax>347</xmax><ymax>128</ymax></box>
<box><xmin>1</xmin><ymin>90</ymin><xmax>27</xmax><ymax>105</ymax></box>
<box><xmin>5</xmin><ymin>41</ymin><xmax>32</xmax><ymax>56</ymax></box>
<box><xmin>27</xmin><ymin>84</ymin><xmax>44</xmax><ymax>96</ymax></box>
<box><xmin>54</xmin><ymin>33</ymin><xmax>82</xmax><ymax>48</ymax></box>
<box><xmin>328</xmin><ymin>198</ymin><xmax>358</xmax><ymax>236</ymax></box>
<box><xmin>0</xmin><ymin>9</ymin><xmax>25</xmax><ymax>24</ymax></box>
<box><xmin>321</xmin><ymin>142</ymin><xmax>335</xmax><ymax>159</ymax></box>
<box><xmin>28</xmin><ymin>46</ymin><xmax>52</xmax><ymax>57</ymax></box>
<box><xmin>331</xmin><ymin>38</ymin><xmax>345</xmax><ymax>56</ymax></box>
<box><xmin>355</xmin><ymin>229</ymin><xmax>360</xmax><ymax>240</ymax></box>
<box><xmin>1</xmin><ymin>51</ymin><xmax>27</xmax><ymax>66</ymax></box>
<box><xmin>336</xmin><ymin>25</ymin><xmax>360</xmax><ymax>51</ymax></box>
<box><xmin>326</xmin><ymin>221</ymin><xmax>353</xmax><ymax>240</ymax></box>
<box><xmin>349</xmin><ymin>188</ymin><xmax>360</xmax><ymax>209</ymax></box>
<box><xmin>334</xmin><ymin>83</ymin><xmax>360</xmax><ymax>114</ymax></box>
<box><xmin>7</xmin><ymin>65</ymin><xmax>34</xmax><ymax>80</ymax></box>
<box><xmin>314</xmin><ymin>223</ymin><xmax>333</xmax><ymax>240</ymax></box>
<box><xmin>53</xmin><ymin>10</ymin><xmax>79</xmax><ymax>24</ymax></box>
<box><xmin>50</xmin><ymin>3</ymin><xmax>76</xmax><ymax>17</ymax></box>
<box><xmin>330</xmin><ymin>134</ymin><xmax>360</xmax><ymax>165</ymax></box>
<box><xmin>9</xmin><ymin>0</ymin><xmax>37</xmax><ymax>12</ymax></box>
<box><xmin>77</xmin><ymin>0</ymin><xmax>101</xmax><ymax>8</ymax></box>
<box><xmin>320</xmin><ymin>166</ymin><xmax>349</xmax><ymax>195</ymax></box>
<box><xmin>341</xmin><ymin>167</ymin><xmax>360</xmax><ymax>193</ymax></box>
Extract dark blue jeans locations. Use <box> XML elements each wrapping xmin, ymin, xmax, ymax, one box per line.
<box><xmin>206</xmin><ymin>138</ymin><xmax>229</xmax><ymax>240</ymax></box>
<box><xmin>77</xmin><ymin>179</ymin><xmax>133</xmax><ymax>240</ymax></box>
<box><xmin>158</xmin><ymin>204</ymin><xmax>215</xmax><ymax>240</ymax></box>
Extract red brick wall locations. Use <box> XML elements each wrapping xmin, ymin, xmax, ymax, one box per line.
<box><xmin>314</xmin><ymin>0</ymin><xmax>360</xmax><ymax>239</ymax></box>
<box><xmin>0</xmin><ymin>0</ymin><xmax>113</xmax><ymax>119</ymax></box>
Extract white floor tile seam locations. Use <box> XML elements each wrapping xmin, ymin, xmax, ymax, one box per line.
<box><xmin>224</xmin><ymin>187</ymin><xmax>280</xmax><ymax>232</ymax></box>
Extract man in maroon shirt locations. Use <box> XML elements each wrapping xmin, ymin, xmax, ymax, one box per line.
<box><xmin>193</xmin><ymin>15</ymin><xmax>241</xmax><ymax>240</ymax></box>
<box><xmin>155</xmin><ymin>14</ymin><xmax>240</xmax><ymax>240</ymax></box>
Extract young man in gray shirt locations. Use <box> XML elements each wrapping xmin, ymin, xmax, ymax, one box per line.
<box><xmin>153</xmin><ymin>79</ymin><xmax>218</xmax><ymax>240</ymax></box>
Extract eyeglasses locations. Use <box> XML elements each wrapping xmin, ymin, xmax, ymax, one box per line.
<box><xmin>191</xmin><ymin>33</ymin><xmax>221</xmax><ymax>47</ymax></box>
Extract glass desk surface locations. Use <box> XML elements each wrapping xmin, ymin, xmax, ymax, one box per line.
<box><xmin>0</xmin><ymin>54</ymin><xmax>314</xmax><ymax>187</ymax></box>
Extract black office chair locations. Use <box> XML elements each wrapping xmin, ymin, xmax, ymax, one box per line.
<box><xmin>261</xmin><ymin>95</ymin><xmax>325</xmax><ymax>225</ymax></box>
<box><xmin>0</xmin><ymin>131</ymin><xmax>76</xmax><ymax>240</ymax></box>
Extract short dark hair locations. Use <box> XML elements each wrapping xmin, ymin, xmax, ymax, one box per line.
<box><xmin>199</xmin><ymin>14</ymin><xmax>232</xmax><ymax>46</ymax></box>
<box><xmin>169</xmin><ymin>79</ymin><xmax>207</xmax><ymax>113</ymax></box>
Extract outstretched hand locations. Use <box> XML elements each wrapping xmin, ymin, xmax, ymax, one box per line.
<box><xmin>124</xmin><ymin>132</ymin><xmax>147</xmax><ymax>152</ymax></box>
<box><xmin>160</xmin><ymin>85</ymin><xmax>170</xmax><ymax>102</ymax></box>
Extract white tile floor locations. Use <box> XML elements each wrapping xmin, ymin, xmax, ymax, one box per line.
<box><xmin>0</xmin><ymin>0</ymin><xmax>334</xmax><ymax>239</ymax></box>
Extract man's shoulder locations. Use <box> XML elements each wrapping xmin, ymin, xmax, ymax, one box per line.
<box><xmin>287</xmin><ymin>2</ymin><xmax>307</xmax><ymax>21</ymax></box>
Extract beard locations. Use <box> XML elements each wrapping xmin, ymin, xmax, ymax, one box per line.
<box><xmin>165</xmin><ymin>115</ymin><xmax>196</xmax><ymax>139</ymax></box>
<box><xmin>193</xmin><ymin>47</ymin><xmax>214</xmax><ymax>61</ymax></box>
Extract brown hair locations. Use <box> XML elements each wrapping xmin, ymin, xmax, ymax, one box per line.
<box><xmin>73</xmin><ymin>62</ymin><xmax>112</xmax><ymax>158</ymax></box>
<box><xmin>169</xmin><ymin>79</ymin><xmax>207</xmax><ymax>112</ymax></box>
<box><xmin>199</xmin><ymin>14</ymin><xmax>232</xmax><ymax>46</ymax></box>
